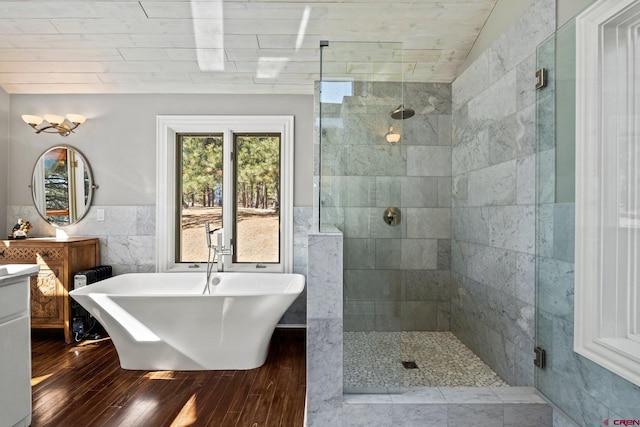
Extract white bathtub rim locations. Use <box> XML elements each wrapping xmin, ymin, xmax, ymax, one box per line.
<box><xmin>70</xmin><ymin>272</ymin><xmax>305</xmax><ymax>298</ymax></box>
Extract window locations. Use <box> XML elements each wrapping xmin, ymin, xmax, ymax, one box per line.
<box><xmin>575</xmin><ymin>0</ymin><xmax>640</xmax><ymax>387</ymax></box>
<box><xmin>177</xmin><ymin>134</ymin><xmax>224</xmax><ymax>263</ymax></box>
<box><xmin>232</xmin><ymin>133</ymin><xmax>281</xmax><ymax>264</ymax></box>
<box><xmin>320</xmin><ymin>80</ymin><xmax>353</xmax><ymax>104</ymax></box>
<box><xmin>157</xmin><ymin>116</ymin><xmax>294</xmax><ymax>273</ymax></box>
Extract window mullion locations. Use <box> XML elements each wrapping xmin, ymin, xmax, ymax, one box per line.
<box><xmin>221</xmin><ymin>129</ymin><xmax>235</xmax><ymax>268</ymax></box>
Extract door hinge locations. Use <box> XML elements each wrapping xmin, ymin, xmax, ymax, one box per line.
<box><xmin>535</xmin><ymin>68</ymin><xmax>547</xmax><ymax>90</ymax></box>
<box><xmin>534</xmin><ymin>346</ymin><xmax>546</xmax><ymax>369</ymax></box>
<box><xmin>231</xmin><ymin>151</ymin><xmax>235</xmax><ymax>161</ymax></box>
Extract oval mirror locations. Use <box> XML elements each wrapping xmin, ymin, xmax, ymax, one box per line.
<box><xmin>31</xmin><ymin>145</ymin><xmax>96</xmax><ymax>227</ymax></box>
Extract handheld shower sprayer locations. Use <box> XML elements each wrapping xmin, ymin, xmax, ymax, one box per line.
<box><xmin>204</xmin><ymin>223</ymin><xmax>220</xmax><ymax>294</ymax></box>
<box><xmin>205</xmin><ymin>223</ymin><xmax>215</xmax><ymax>248</ymax></box>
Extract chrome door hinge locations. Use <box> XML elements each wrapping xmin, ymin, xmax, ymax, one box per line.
<box><xmin>535</xmin><ymin>68</ymin><xmax>547</xmax><ymax>90</ymax></box>
<box><xmin>534</xmin><ymin>346</ymin><xmax>546</xmax><ymax>369</ymax></box>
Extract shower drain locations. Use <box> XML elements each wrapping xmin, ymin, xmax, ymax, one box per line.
<box><xmin>402</xmin><ymin>361</ymin><xmax>419</xmax><ymax>369</ymax></box>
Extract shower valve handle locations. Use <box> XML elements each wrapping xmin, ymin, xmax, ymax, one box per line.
<box><xmin>383</xmin><ymin>207</ymin><xmax>401</xmax><ymax>226</ymax></box>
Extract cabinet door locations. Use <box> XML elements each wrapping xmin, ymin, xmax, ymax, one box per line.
<box><xmin>30</xmin><ymin>266</ymin><xmax>65</xmax><ymax>325</ymax></box>
<box><xmin>0</xmin><ymin>315</ymin><xmax>31</xmax><ymax>426</ymax></box>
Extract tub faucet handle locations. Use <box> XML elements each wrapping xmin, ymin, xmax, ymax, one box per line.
<box><xmin>205</xmin><ymin>223</ymin><xmax>222</xmax><ymax>249</ymax></box>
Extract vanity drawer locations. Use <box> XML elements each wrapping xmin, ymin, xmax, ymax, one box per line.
<box><xmin>0</xmin><ymin>247</ymin><xmax>64</xmax><ymax>263</ymax></box>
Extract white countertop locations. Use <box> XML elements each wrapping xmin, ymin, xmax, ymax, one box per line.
<box><xmin>0</xmin><ymin>264</ymin><xmax>40</xmax><ymax>285</ymax></box>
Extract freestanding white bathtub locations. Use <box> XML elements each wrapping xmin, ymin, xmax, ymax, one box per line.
<box><xmin>69</xmin><ymin>272</ymin><xmax>304</xmax><ymax>371</ymax></box>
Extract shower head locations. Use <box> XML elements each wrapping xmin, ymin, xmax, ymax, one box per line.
<box><xmin>390</xmin><ymin>105</ymin><xmax>415</xmax><ymax>120</ymax></box>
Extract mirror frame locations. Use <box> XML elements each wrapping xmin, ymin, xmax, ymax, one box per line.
<box><xmin>31</xmin><ymin>145</ymin><xmax>97</xmax><ymax>227</ymax></box>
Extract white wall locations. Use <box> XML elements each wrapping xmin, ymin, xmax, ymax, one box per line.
<box><xmin>8</xmin><ymin>94</ymin><xmax>314</xmax><ymax>209</ymax></box>
<box><xmin>0</xmin><ymin>87</ymin><xmax>8</xmax><ymax>235</ymax></box>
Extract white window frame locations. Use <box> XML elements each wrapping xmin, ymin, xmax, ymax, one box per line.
<box><xmin>575</xmin><ymin>0</ymin><xmax>640</xmax><ymax>387</ymax></box>
<box><xmin>156</xmin><ymin>115</ymin><xmax>294</xmax><ymax>273</ymax></box>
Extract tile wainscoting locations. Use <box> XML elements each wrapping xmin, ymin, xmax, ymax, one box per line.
<box><xmin>6</xmin><ymin>205</ymin><xmax>313</xmax><ymax>325</ymax></box>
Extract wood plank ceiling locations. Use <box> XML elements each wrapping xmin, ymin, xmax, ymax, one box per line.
<box><xmin>0</xmin><ymin>0</ymin><xmax>498</xmax><ymax>94</ymax></box>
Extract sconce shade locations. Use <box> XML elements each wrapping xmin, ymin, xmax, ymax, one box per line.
<box><xmin>22</xmin><ymin>113</ymin><xmax>87</xmax><ymax>136</ymax></box>
<box><xmin>22</xmin><ymin>115</ymin><xmax>44</xmax><ymax>126</ymax></box>
<box><xmin>43</xmin><ymin>114</ymin><xmax>65</xmax><ymax>125</ymax></box>
<box><xmin>66</xmin><ymin>114</ymin><xmax>86</xmax><ymax>124</ymax></box>
<box><xmin>385</xmin><ymin>126</ymin><xmax>401</xmax><ymax>144</ymax></box>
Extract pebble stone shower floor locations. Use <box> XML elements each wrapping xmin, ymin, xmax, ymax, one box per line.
<box><xmin>344</xmin><ymin>331</ymin><xmax>508</xmax><ymax>388</ymax></box>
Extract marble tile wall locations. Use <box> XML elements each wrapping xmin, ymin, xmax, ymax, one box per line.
<box><xmin>320</xmin><ymin>81</ymin><xmax>453</xmax><ymax>333</ymax></box>
<box><xmin>342</xmin><ymin>387</ymin><xmax>551</xmax><ymax>427</ymax></box>
<box><xmin>306</xmin><ymin>231</ymin><xmax>343</xmax><ymax>426</ymax></box>
<box><xmin>304</xmin><ymin>229</ymin><xmax>552</xmax><ymax>426</ymax></box>
<box><xmin>7</xmin><ymin>204</ymin><xmax>313</xmax><ymax>325</ymax></box>
<box><xmin>535</xmin><ymin>197</ymin><xmax>640</xmax><ymax>426</ymax></box>
<box><xmin>450</xmin><ymin>0</ymin><xmax>555</xmax><ymax>387</ymax></box>
<box><xmin>7</xmin><ymin>204</ymin><xmax>156</xmax><ymax>273</ymax></box>
<box><xmin>280</xmin><ymin>206</ymin><xmax>313</xmax><ymax>324</ymax></box>
<box><xmin>553</xmin><ymin>408</ymin><xmax>580</xmax><ymax>427</ymax></box>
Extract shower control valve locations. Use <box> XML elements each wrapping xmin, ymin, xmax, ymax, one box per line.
<box><xmin>383</xmin><ymin>207</ymin><xmax>401</xmax><ymax>226</ymax></box>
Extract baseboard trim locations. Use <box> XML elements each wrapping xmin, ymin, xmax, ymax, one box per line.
<box><xmin>276</xmin><ymin>324</ymin><xmax>307</xmax><ymax>329</ymax></box>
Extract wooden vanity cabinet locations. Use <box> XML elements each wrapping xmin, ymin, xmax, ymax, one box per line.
<box><xmin>0</xmin><ymin>238</ymin><xmax>100</xmax><ymax>343</ymax></box>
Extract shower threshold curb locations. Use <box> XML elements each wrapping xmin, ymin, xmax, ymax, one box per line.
<box><xmin>342</xmin><ymin>386</ymin><xmax>552</xmax><ymax>426</ymax></box>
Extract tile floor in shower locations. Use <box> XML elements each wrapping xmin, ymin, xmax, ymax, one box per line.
<box><xmin>344</xmin><ymin>331</ymin><xmax>508</xmax><ymax>388</ymax></box>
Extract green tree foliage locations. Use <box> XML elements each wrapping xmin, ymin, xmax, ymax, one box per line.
<box><xmin>44</xmin><ymin>151</ymin><xmax>69</xmax><ymax>212</ymax></box>
<box><xmin>180</xmin><ymin>134</ymin><xmax>280</xmax><ymax>211</ymax></box>
<box><xmin>236</xmin><ymin>135</ymin><xmax>280</xmax><ymax>211</ymax></box>
<box><xmin>181</xmin><ymin>136</ymin><xmax>223</xmax><ymax>208</ymax></box>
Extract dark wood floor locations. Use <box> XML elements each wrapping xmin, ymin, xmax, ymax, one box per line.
<box><xmin>30</xmin><ymin>328</ymin><xmax>306</xmax><ymax>427</ymax></box>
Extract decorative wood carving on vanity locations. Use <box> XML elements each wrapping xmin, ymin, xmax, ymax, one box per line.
<box><xmin>0</xmin><ymin>238</ymin><xmax>100</xmax><ymax>344</ymax></box>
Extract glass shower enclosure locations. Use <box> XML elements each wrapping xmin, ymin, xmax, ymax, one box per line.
<box><xmin>318</xmin><ymin>41</ymin><xmax>406</xmax><ymax>391</ymax></box>
<box><xmin>535</xmin><ymin>5</ymin><xmax>640</xmax><ymax>424</ymax></box>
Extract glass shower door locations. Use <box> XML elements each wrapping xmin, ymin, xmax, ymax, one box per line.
<box><xmin>535</xmin><ymin>18</ymin><xmax>580</xmax><ymax>419</ymax></box>
<box><xmin>535</xmin><ymin>8</ymin><xmax>640</xmax><ymax>424</ymax></box>
<box><xmin>319</xmin><ymin>41</ymin><xmax>405</xmax><ymax>392</ymax></box>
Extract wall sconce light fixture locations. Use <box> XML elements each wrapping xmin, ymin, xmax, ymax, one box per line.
<box><xmin>385</xmin><ymin>126</ymin><xmax>401</xmax><ymax>144</ymax></box>
<box><xmin>22</xmin><ymin>114</ymin><xmax>86</xmax><ymax>137</ymax></box>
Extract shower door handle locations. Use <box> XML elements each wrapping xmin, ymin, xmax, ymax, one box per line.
<box><xmin>383</xmin><ymin>207</ymin><xmax>401</xmax><ymax>226</ymax></box>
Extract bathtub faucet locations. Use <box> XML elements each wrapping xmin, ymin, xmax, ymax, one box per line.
<box><xmin>205</xmin><ymin>224</ymin><xmax>232</xmax><ymax>273</ymax></box>
<box><xmin>205</xmin><ymin>224</ymin><xmax>226</xmax><ymax>293</ymax></box>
